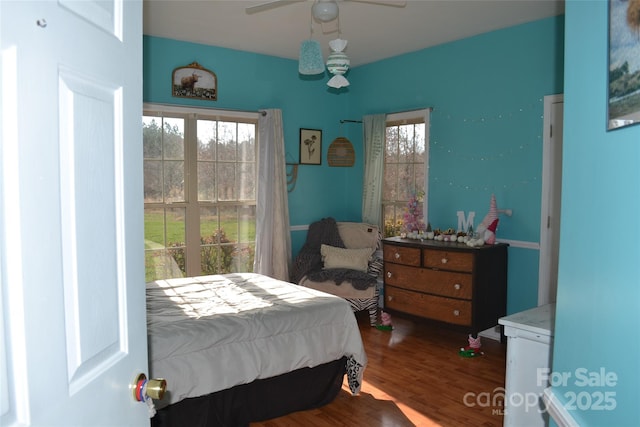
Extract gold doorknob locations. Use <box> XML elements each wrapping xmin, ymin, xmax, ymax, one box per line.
<box><xmin>132</xmin><ymin>373</ymin><xmax>167</xmax><ymax>402</ymax></box>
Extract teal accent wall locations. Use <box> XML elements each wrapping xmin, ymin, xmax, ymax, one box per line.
<box><xmin>144</xmin><ymin>16</ymin><xmax>564</xmax><ymax>313</ymax></box>
<box><xmin>348</xmin><ymin>17</ymin><xmax>564</xmax><ymax>314</ymax></box>
<box><xmin>143</xmin><ymin>36</ymin><xmax>364</xmax><ymax>257</ymax></box>
<box><xmin>549</xmin><ymin>1</ymin><xmax>640</xmax><ymax>425</ymax></box>
<box><xmin>352</xmin><ymin>18</ymin><xmax>565</xmax><ymax>234</ymax></box>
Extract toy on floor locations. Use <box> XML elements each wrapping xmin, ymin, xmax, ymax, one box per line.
<box><xmin>375</xmin><ymin>311</ymin><xmax>393</xmax><ymax>331</ymax></box>
<box><xmin>459</xmin><ymin>334</ymin><xmax>484</xmax><ymax>357</ymax></box>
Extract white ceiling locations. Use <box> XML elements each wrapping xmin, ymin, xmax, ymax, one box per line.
<box><xmin>143</xmin><ymin>0</ymin><xmax>565</xmax><ymax>67</ymax></box>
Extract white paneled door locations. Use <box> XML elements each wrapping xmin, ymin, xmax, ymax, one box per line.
<box><xmin>539</xmin><ymin>94</ymin><xmax>564</xmax><ymax>306</ymax></box>
<box><xmin>1</xmin><ymin>1</ymin><xmax>149</xmax><ymax>426</ymax></box>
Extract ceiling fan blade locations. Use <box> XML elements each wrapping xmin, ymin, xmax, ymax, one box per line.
<box><xmin>346</xmin><ymin>0</ymin><xmax>407</xmax><ymax>7</ymax></box>
<box><xmin>245</xmin><ymin>0</ymin><xmax>305</xmax><ymax>15</ymax></box>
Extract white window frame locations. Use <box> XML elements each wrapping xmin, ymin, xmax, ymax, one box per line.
<box><xmin>143</xmin><ymin>103</ymin><xmax>259</xmax><ymax>279</ymax></box>
<box><xmin>382</xmin><ymin>109</ymin><xmax>430</xmax><ymax>236</ymax></box>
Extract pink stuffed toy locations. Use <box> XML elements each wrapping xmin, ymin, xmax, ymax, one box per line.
<box><xmin>376</xmin><ymin>311</ymin><xmax>393</xmax><ymax>331</ymax></box>
<box><xmin>459</xmin><ymin>334</ymin><xmax>484</xmax><ymax>357</ymax></box>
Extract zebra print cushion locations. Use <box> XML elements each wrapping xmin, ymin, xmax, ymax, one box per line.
<box><xmin>367</xmin><ymin>256</ymin><xmax>383</xmax><ymax>278</ymax></box>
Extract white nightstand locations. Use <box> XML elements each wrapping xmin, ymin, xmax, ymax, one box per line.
<box><xmin>499</xmin><ymin>303</ymin><xmax>556</xmax><ymax>427</ymax></box>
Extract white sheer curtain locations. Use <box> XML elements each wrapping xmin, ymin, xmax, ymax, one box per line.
<box><xmin>361</xmin><ymin>114</ymin><xmax>386</xmax><ymax>227</ymax></box>
<box><xmin>254</xmin><ymin>109</ymin><xmax>291</xmax><ymax>281</ymax></box>
<box><xmin>422</xmin><ymin>108</ymin><xmax>432</xmax><ymax>220</ymax></box>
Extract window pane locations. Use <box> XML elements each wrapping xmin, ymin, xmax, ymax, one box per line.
<box><xmin>398</xmin><ymin>125</ymin><xmax>413</xmax><ymax>161</ymax></box>
<box><xmin>414</xmin><ymin>125</ymin><xmax>426</xmax><ymax>163</ymax></box>
<box><xmin>238</xmin><ymin>123</ymin><xmax>255</xmax><ymax>162</ymax></box>
<box><xmin>385</xmin><ymin>127</ymin><xmax>398</xmax><ymax>162</ymax></box>
<box><xmin>165</xmin><ymin>207</ymin><xmax>186</xmax><ymax>248</ymax></box>
<box><xmin>200</xmin><ymin>206</ymin><xmax>219</xmax><ymax>242</ymax></box>
<box><xmin>232</xmin><ymin>243</ymin><xmax>255</xmax><ymax>273</ymax></box>
<box><xmin>217</xmin><ymin>163</ymin><xmax>236</xmax><ymax>201</ymax></box>
<box><xmin>238</xmin><ymin>162</ymin><xmax>255</xmax><ymax>201</ymax></box>
<box><xmin>219</xmin><ymin>205</ymin><xmax>238</xmax><ymax>242</ymax></box>
<box><xmin>163</xmin><ymin>118</ymin><xmax>184</xmax><ymax>160</ymax></box>
<box><xmin>143</xmin><ymin>117</ymin><xmax>162</xmax><ymax>159</ymax></box>
<box><xmin>144</xmin><ymin>207</ymin><xmax>186</xmax><ymax>282</ymax></box>
<box><xmin>164</xmin><ymin>160</ymin><xmax>184</xmax><ymax>203</ymax></box>
<box><xmin>165</xmin><ymin>207</ymin><xmax>186</xmax><ymax>276</ymax></box>
<box><xmin>198</xmin><ymin>161</ymin><xmax>216</xmax><ymax>201</ymax></box>
<box><xmin>383</xmin><ymin>163</ymin><xmax>398</xmax><ymax>201</ymax></box>
<box><xmin>200</xmin><ymin>205</ymin><xmax>250</xmax><ymax>275</ymax></box>
<box><xmin>415</xmin><ymin>162</ymin><xmax>425</xmax><ymax>195</ymax></box>
<box><xmin>200</xmin><ymin>245</ymin><xmax>224</xmax><ymax>275</ymax></box>
<box><xmin>398</xmin><ymin>163</ymin><xmax>414</xmax><ymax>200</ymax></box>
<box><xmin>197</xmin><ymin>120</ymin><xmax>217</xmax><ymax>161</ymax></box>
<box><xmin>383</xmin><ymin>204</ymin><xmax>403</xmax><ymax>238</ymax></box>
<box><xmin>218</xmin><ymin>121</ymin><xmax>237</xmax><ymax>162</ymax></box>
<box><xmin>144</xmin><ymin>207</ymin><xmax>165</xmax><ymax>247</ymax></box>
<box><xmin>199</xmin><ymin>206</ymin><xmax>255</xmax><ymax>275</ymax></box>
<box><xmin>143</xmin><ymin>160</ymin><xmax>162</xmax><ymax>203</ymax></box>
<box><xmin>238</xmin><ymin>205</ymin><xmax>256</xmax><ymax>243</ymax></box>
<box><xmin>200</xmin><ymin>206</ymin><xmax>222</xmax><ymax>275</ymax></box>
<box><xmin>145</xmin><ymin>250</ymin><xmax>184</xmax><ymax>282</ymax></box>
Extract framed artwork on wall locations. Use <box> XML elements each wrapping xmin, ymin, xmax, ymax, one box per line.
<box><xmin>172</xmin><ymin>62</ymin><xmax>217</xmax><ymax>101</ymax></box>
<box><xmin>300</xmin><ymin>128</ymin><xmax>322</xmax><ymax>165</ymax></box>
<box><xmin>607</xmin><ymin>0</ymin><xmax>640</xmax><ymax>130</ymax></box>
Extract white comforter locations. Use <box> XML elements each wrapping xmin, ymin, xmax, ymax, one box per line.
<box><xmin>146</xmin><ymin>273</ymin><xmax>367</xmax><ymax>408</ymax></box>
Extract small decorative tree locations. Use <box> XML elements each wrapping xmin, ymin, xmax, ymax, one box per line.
<box><xmin>403</xmin><ymin>191</ymin><xmax>426</xmax><ymax>233</ymax></box>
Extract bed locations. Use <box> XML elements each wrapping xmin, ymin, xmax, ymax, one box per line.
<box><xmin>146</xmin><ymin>272</ymin><xmax>367</xmax><ymax>426</ymax></box>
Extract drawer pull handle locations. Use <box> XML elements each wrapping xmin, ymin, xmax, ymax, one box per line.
<box><xmin>454</xmin><ymin>284</ymin><xmax>461</xmax><ymax>290</ymax></box>
<box><xmin>453</xmin><ymin>309</ymin><xmax>460</xmax><ymax>316</ymax></box>
<box><xmin>394</xmin><ymin>252</ymin><xmax>401</xmax><ymax>259</ymax></box>
<box><xmin>441</xmin><ymin>257</ymin><xmax>448</xmax><ymax>264</ymax></box>
<box><xmin>386</xmin><ymin>271</ymin><xmax>392</xmax><ymax>278</ymax></box>
<box><xmin>387</xmin><ymin>295</ymin><xmax>393</xmax><ymax>301</ymax></box>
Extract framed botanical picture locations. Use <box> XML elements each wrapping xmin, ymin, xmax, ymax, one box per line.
<box><xmin>172</xmin><ymin>62</ymin><xmax>217</xmax><ymax>101</ymax></box>
<box><xmin>300</xmin><ymin>128</ymin><xmax>322</xmax><ymax>165</ymax></box>
<box><xmin>607</xmin><ymin>0</ymin><xmax>640</xmax><ymax>130</ymax></box>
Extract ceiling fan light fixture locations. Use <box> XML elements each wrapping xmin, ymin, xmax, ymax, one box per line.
<box><xmin>326</xmin><ymin>38</ymin><xmax>350</xmax><ymax>88</ymax></box>
<box><xmin>298</xmin><ymin>39</ymin><xmax>325</xmax><ymax>75</ymax></box>
<box><xmin>312</xmin><ymin>0</ymin><xmax>339</xmax><ymax>22</ymax></box>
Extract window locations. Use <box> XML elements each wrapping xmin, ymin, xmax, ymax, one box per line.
<box><xmin>143</xmin><ymin>105</ymin><xmax>258</xmax><ymax>282</ymax></box>
<box><xmin>382</xmin><ymin>110</ymin><xmax>429</xmax><ymax>237</ymax></box>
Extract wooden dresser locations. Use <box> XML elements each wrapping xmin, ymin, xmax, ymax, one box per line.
<box><xmin>382</xmin><ymin>237</ymin><xmax>508</xmax><ymax>336</ymax></box>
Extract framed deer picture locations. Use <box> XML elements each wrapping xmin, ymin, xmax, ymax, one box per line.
<box><xmin>172</xmin><ymin>62</ymin><xmax>217</xmax><ymax>101</ymax></box>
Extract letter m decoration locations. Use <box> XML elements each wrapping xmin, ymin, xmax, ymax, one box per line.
<box><xmin>457</xmin><ymin>211</ymin><xmax>475</xmax><ymax>233</ymax></box>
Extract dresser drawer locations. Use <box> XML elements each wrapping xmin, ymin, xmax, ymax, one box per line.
<box><xmin>384</xmin><ymin>263</ymin><xmax>424</xmax><ymax>288</ymax></box>
<box><xmin>384</xmin><ymin>263</ymin><xmax>473</xmax><ymax>299</ymax></box>
<box><xmin>383</xmin><ymin>244</ymin><xmax>421</xmax><ymax>267</ymax></box>
<box><xmin>421</xmin><ymin>269</ymin><xmax>473</xmax><ymax>299</ymax></box>
<box><xmin>385</xmin><ymin>286</ymin><xmax>472</xmax><ymax>326</ymax></box>
<box><xmin>423</xmin><ymin>249</ymin><xmax>474</xmax><ymax>272</ymax></box>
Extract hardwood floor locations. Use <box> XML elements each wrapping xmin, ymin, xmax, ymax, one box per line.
<box><xmin>251</xmin><ymin>311</ymin><xmax>507</xmax><ymax>427</ymax></box>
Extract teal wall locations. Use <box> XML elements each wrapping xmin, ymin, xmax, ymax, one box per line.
<box><xmin>144</xmin><ymin>15</ymin><xmax>564</xmax><ymax>314</ymax></box>
<box><xmin>349</xmin><ymin>17</ymin><xmax>564</xmax><ymax>314</ymax></box>
<box><xmin>143</xmin><ymin>36</ymin><xmax>364</xmax><ymax>256</ymax></box>
<box><xmin>550</xmin><ymin>1</ymin><xmax>640</xmax><ymax>425</ymax></box>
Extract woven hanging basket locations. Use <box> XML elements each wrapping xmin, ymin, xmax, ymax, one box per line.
<box><xmin>327</xmin><ymin>137</ymin><xmax>355</xmax><ymax>167</ymax></box>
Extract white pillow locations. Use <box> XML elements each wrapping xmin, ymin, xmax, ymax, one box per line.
<box><xmin>337</xmin><ymin>222</ymin><xmax>379</xmax><ymax>249</ymax></box>
<box><xmin>321</xmin><ymin>244</ymin><xmax>374</xmax><ymax>272</ymax></box>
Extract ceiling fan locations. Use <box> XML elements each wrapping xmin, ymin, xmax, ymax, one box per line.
<box><xmin>246</xmin><ymin>0</ymin><xmax>407</xmax><ymax>22</ymax></box>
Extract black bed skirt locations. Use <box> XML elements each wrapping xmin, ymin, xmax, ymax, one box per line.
<box><xmin>151</xmin><ymin>356</ymin><xmax>347</xmax><ymax>427</ymax></box>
